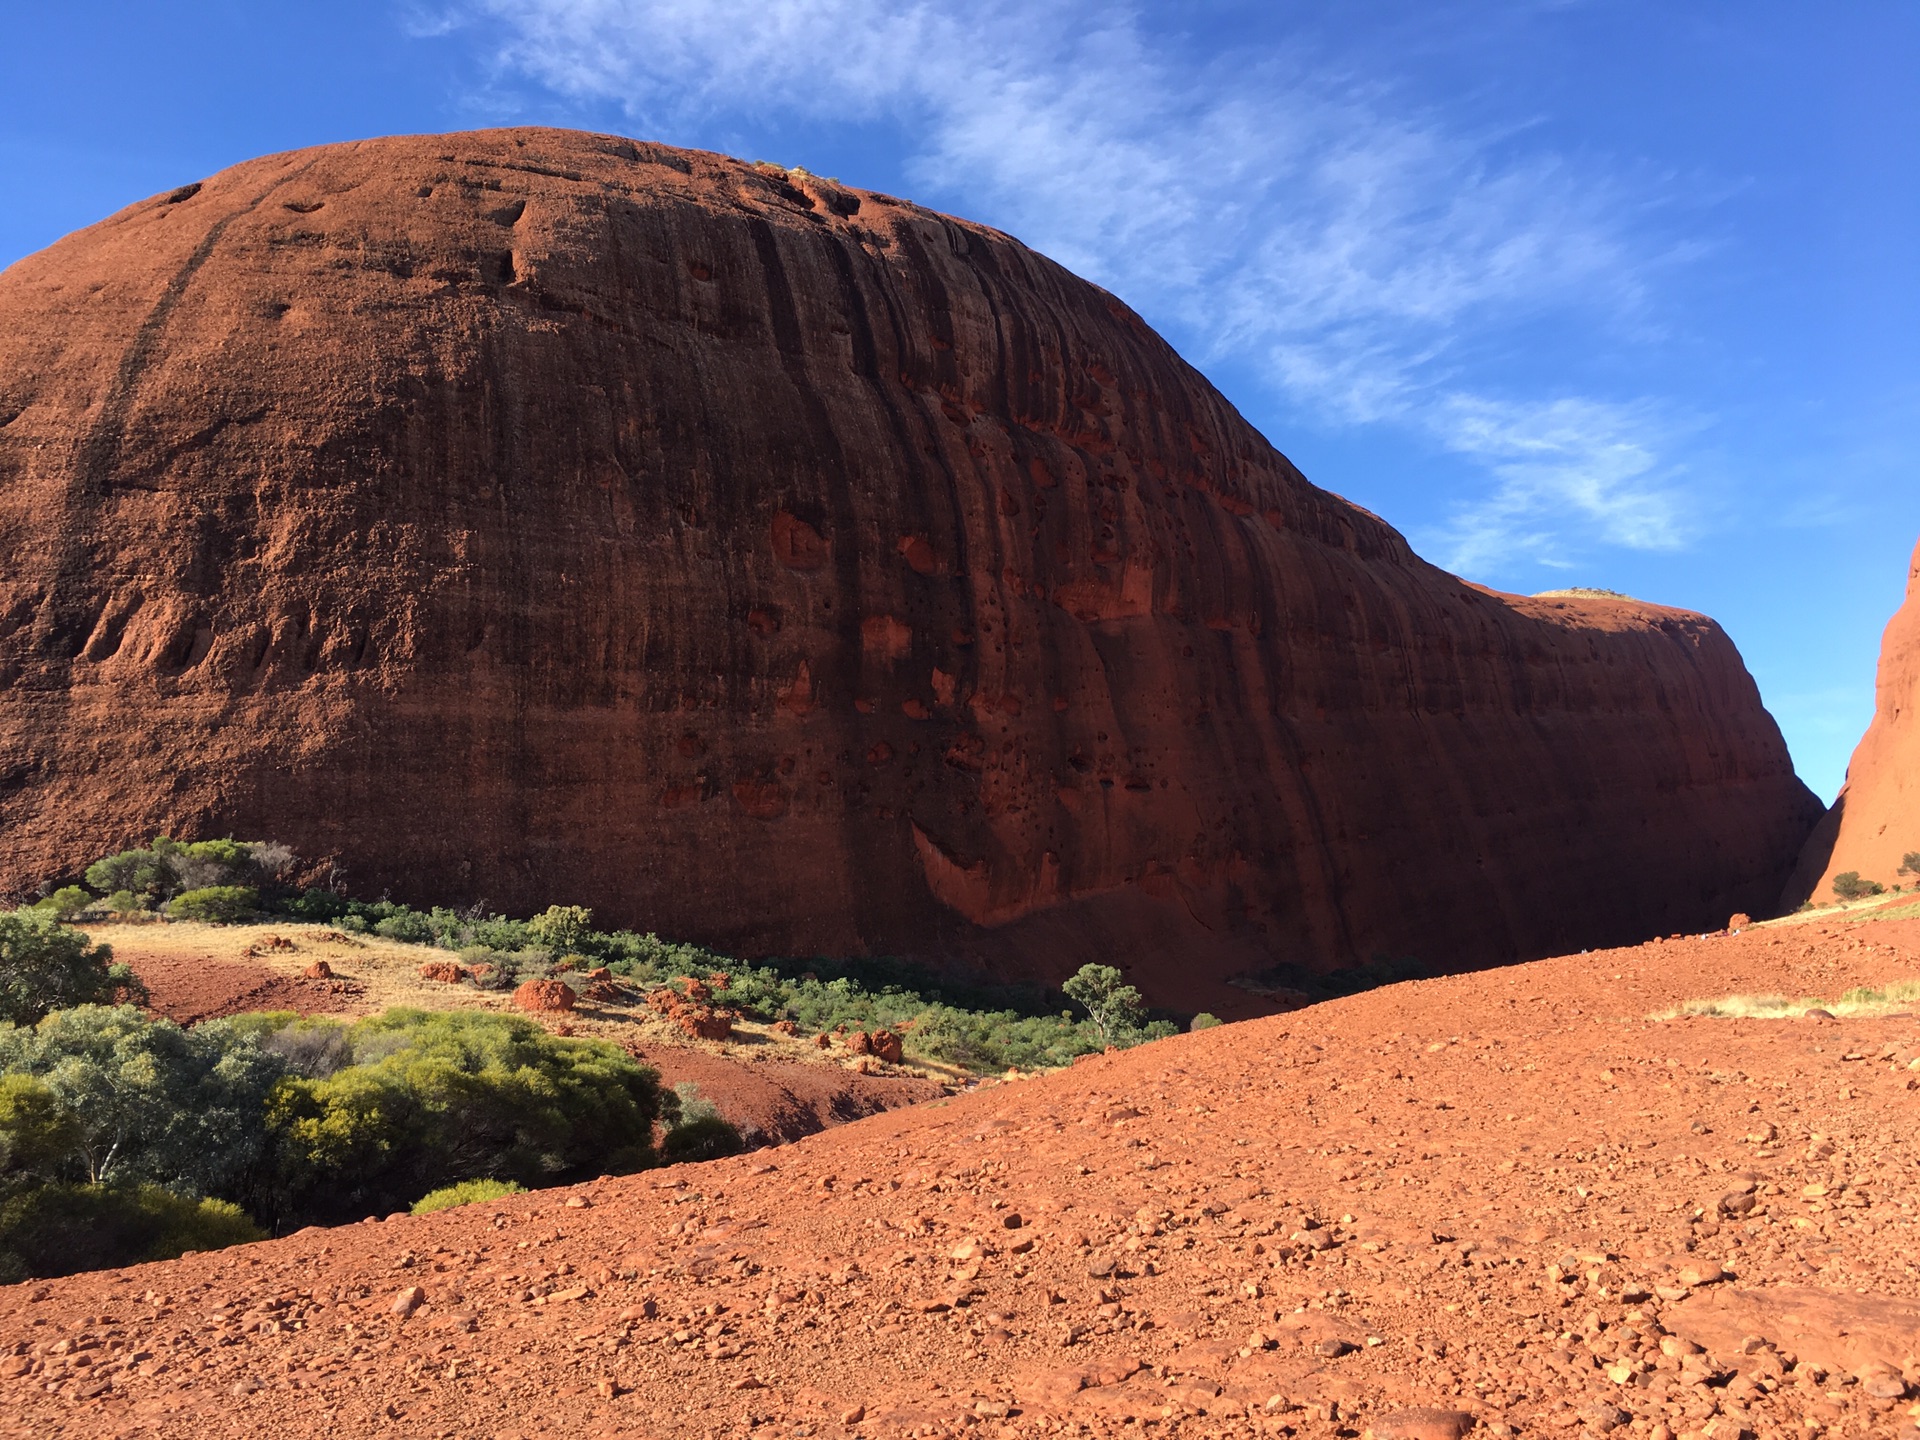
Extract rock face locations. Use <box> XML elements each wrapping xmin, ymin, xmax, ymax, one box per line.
<box><xmin>0</xmin><ymin>128</ymin><xmax>1820</xmax><ymax>1004</ymax></box>
<box><xmin>1783</xmin><ymin>537</ymin><xmax>1920</xmax><ymax>905</ymax></box>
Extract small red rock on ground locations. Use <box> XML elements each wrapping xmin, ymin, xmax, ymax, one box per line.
<box><xmin>417</xmin><ymin>960</ymin><xmax>467</xmax><ymax>983</ymax></box>
<box><xmin>8</xmin><ymin>910</ymin><xmax>1920</xmax><ymax>1440</ymax></box>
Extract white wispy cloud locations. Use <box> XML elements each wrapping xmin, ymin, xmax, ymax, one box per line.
<box><xmin>455</xmin><ymin>0</ymin><xmax>1694</xmax><ymax>575</ymax></box>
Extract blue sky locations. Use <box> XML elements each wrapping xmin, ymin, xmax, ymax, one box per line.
<box><xmin>3</xmin><ymin>2</ymin><xmax>1915</xmax><ymax>800</ymax></box>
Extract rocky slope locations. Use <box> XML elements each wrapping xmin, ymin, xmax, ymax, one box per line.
<box><xmin>0</xmin><ymin>128</ymin><xmax>1819</xmax><ymax>1001</ymax></box>
<box><xmin>1784</xmin><ymin>537</ymin><xmax>1920</xmax><ymax>906</ymax></box>
<box><xmin>5</xmin><ymin>908</ymin><xmax>1920</xmax><ymax>1440</ymax></box>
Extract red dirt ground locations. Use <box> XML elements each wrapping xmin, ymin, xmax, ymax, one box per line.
<box><xmin>6</xmin><ymin>909</ymin><xmax>1920</xmax><ymax>1440</ymax></box>
<box><xmin>131</xmin><ymin>950</ymin><xmax>366</xmax><ymax>1026</ymax></box>
<box><xmin>628</xmin><ymin>1044</ymin><xmax>945</xmax><ymax>1146</ymax></box>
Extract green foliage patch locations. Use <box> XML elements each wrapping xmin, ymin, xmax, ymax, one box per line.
<box><xmin>0</xmin><ymin>913</ymin><xmax>146</xmax><ymax>1026</ymax></box>
<box><xmin>412</xmin><ymin>1178</ymin><xmax>526</xmax><ymax>1215</ymax></box>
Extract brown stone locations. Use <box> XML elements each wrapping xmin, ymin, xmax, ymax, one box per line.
<box><xmin>869</xmin><ymin>1029</ymin><xmax>904</xmax><ymax>1064</ymax></box>
<box><xmin>674</xmin><ymin>1006</ymin><xmax>733</xmax><ymax>1041</ymax></box>
<box><xmin>1369</xmin><ymin>1408</ymin><xmax>1477</xmax><ymax>1440</ymax></box>
<box><xmin>417</xmin><ymin>961</ymin><xmax>467</xmax><ymax>983</ymax></box>
<box><xmin>513</xmin><ymin>979</ymin><xmax>576</xmax><ymax>1014</ymax></box>
<box><xmin>302</xmin><ymin>960</ymin><xmax>333</xmax><ymax>980</ymax></box>
<box><xmin>0</xmin><ymin>128</ymin><xmax>1819</xmax><ymax>1007</ymax></box>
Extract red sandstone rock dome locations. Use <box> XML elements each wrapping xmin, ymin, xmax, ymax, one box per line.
<box><xmin>0</xmin><ymin>128</ymin><xmax>1819</xmax><ymax>1007</ymax></box>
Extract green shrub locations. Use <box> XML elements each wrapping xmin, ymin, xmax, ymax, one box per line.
<box><xmin>412</xmin><ymin>1178</ymin><xmax>525</xmax><ymax>1215</ymax></box>
<box><xmin>102</xmin><ymin>890</ymin><xmax>145</xmax><ymax>916</ymax></box>
<box><xmin>373</xmin><ymin>909</ymin><xmax>434</xmax><ymax>943</ymax></box>
<box><xmin>83</xmin><ymin>837</ymin><xmax>292</xmax><ymax>905</ymax></box>
<box><xmin>1832</xmin><ymin>871</ymin><xmax>1885</xmax><ymax>902</ymax></box>
<box><xmin>1189</xmin><ymin>1013</ymin><xmax>1222</xmax><ymax>1031</ymax></box>
<box><xmin>265</xmin><ymin>1008</ymin><xmax>663</xmax><ymax>1225</ymax></box>
<box><xmin>0</xmin><ymin>1005</ymin><xmax>283</xmax><ymax>1192</ymax></box>
<box><xmin>168</xmin><ymin>886</ymin><xmax>260</xmax><ymax>923</ymax></box>
<box><xmin>0</xmin><ymin>913</ymin><xmax>146</xmax><ymax>1026</ymax></box>
<box><xmin>1900</xmin><ymin>852</ymin><xmax>1920</xmax><ymax>877</ymax></box>
<box><xmin>527</xmin><ymin>905</ymin><xmax>595</xmax><ymax>955</ymax></box>
<box><xmin>660</xmin><ymin>1113</ymin><xmax>746</xmax><ymax>1163</ymax></box>
<box><xmin>30</xmin><ymin>887</ymin><xmax>95</xmax><ymax>922</ymax></box>
<box><xmin>0</xmin><ymin>1182</ymin><xmax>262</xmax><ymax>1282</ymax></box>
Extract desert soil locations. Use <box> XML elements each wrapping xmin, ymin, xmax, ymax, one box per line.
<box><xmin>107</xmin><ymin>921</ymin><xmax>949</xmax><ymax>1144</ymax></box>
<box><xmin>5</xmin><ymin>905</ymin><xmax>1920</xmax><ymax>1440</ymax></box>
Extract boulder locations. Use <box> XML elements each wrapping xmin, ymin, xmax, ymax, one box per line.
<box><xmin>0</xmin><ymin>128</ymin><xmax>1820</xmax><ymax>1005</ymax></box>
<box><xmin>513</xmin><ymin>979</ymin><xmax>576</xmax><ymax>1014</ymax></box>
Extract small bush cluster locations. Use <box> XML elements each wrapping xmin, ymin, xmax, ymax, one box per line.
<box><xmin>411</xmin><ymin>1178</ymin><xmax>526</xmax><ymax>1216</ymax></box>
<box><xmin>1833</xmin><ymin>871</ymin><xmax>1886</xmax><ymax>902</ymax></box>
<box><xmin>0</xmin><ymin>1004</ymin><xmax>664</xmax><ymax>1278</ymax></box>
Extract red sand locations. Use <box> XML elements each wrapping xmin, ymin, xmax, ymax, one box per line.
<box><xmin>6</xmin><ymin>909</ymin><xmax>1919</xmax><ymax>1439</ymax></box>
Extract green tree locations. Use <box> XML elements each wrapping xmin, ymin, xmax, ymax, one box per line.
<box><xmin>1062</xmin><ymin>964</ymin><xmax>1147</xmax><ymax>1046</ymax></box>
<box><xmin>0</xmin><ymin>1006</ymin><xmax>282</xmax><ymax>1192</ymax></box>
<box><xmin>0</xmin><ymin>912</ymin><xmax>146</xmax><ymax>1026</ymax></box>
<box><xmin>1900</xmin><ymin>852</ymin><xmax>1920</xmax><ymax>877</ymax></box>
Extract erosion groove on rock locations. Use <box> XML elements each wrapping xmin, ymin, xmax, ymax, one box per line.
<box><xmin>0</xmin><ymin>128</ymin><xmax>1820</xmax><ymax>1002</ymax></box>
<box><xmin>1783</xmin><ymin>536</ymin><xmax>1920</xmax><ymax>906</ymax></box>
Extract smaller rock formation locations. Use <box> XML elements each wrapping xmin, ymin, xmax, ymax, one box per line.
<box><xmin>512</xmin><ymin>979</ymin><xmax>576</xmax><ymax>1014</ymax></box>
<box><xmin>417</xmin><ymin>961</ymin><xmax>468</xmax><ymax>984</ymax></box>
<box><xmin>1783</xmin><ymin>537</ymin><xmax>1920</xmax><ymax>904</ymax></box>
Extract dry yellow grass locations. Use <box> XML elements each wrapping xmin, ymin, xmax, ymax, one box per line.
<box><xmin>1655</xmin><ymin>978</ymin><xmax>1920</xmax><ymax>1021</ymax></box>
<box><xmin>79</xmin><ymin>918</ymin><xmax>949</xmax><ymax>1077</ymax></box>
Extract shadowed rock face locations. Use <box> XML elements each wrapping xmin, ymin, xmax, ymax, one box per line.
<box><xmin>1783</xmin><ymin>537</ymin><xmax>1920</xmax><ymax>906</ymax></box>
<box><xmin>0</xmin><ymin>128</ymin><xmax>1820</xmax><ymax>1007</ymax></box>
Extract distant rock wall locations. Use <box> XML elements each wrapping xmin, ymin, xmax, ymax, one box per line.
<box><xmin>1783</xmin><ymin>537</ymin><xmax>1920</xmax><ymax>907</ymax></box>
<box><xmin>0</xmin><ymin>129</ymin><xmax>1822</xmax><ymax>1008</ymax></box>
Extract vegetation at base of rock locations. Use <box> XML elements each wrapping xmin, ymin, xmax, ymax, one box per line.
<box><xmin>0</xmin><ymin>912</ymin><xmax>146</xmax><ymax>1026</ymax></box>
<box><xmin>83</xmin><ymin>836</ymin><xmax>295</xmax><ymax>907</ymax></box>
<box><xmin>1899</xmin><ymin>851</ymin><xmax>1920</xmax><ymax>877</ymax></box>
<box><xmin>1832</xmin><ymin>871</ymin><xmax>1885</xmax><ymax>901</ymax></box>
<box><xmin>0</xmin><ymin>1182</ymin><xmax>262</xmax><ymax>1283</ymax></box>
<box><xmin>1189</xmin><ymin>1013</ymin><xmax>1222</xmax><ymax>1031</ymax></box>
<box><xmin>0</xmin><ymin>1004</ymin><xmax>663</xmax><ymax>1277</ymax></box>
<box><xmin>411</xmin><ymin>1177</ymin><xmax>526</xmax><ymax>1215</ymax></box>
<box><xmin>167</xmin><ymin>885</ymin><xmax>261</xmax><ymax>923</ymax></box>
<box><xmin>22</xmin><ymin>840</ymin><xmax>1190</xmax><ymax>1069</ymax></box>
